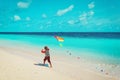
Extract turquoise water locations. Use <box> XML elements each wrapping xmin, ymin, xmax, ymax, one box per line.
<box><xmin>0</xmin><ymin>34</ymin><xmax>120</xmax><ymax>64</ymax></box>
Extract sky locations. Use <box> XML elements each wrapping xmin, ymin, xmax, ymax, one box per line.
<box><xmin>0</xmin><ymin>0</ymin><xmax>120</xmax><ymax>32</ymax></box>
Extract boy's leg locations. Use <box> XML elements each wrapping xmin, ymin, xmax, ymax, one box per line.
<box><xmin>48</xmin><ymin>57</ymin><xmax>52</xmax><ymax>68</ymax></box>
<box><xmin>43</xmin><ymin>57</ymin><xmax>47</xmax><ymax>64</ymax></box>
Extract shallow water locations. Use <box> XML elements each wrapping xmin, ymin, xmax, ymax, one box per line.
<box><xmin>0</xmin><ymin>33</ymin><xmax>120</xmax><ymax>65</ymax></box>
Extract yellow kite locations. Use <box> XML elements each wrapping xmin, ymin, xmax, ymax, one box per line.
<box><xmin>54</xmin><ymin>36</ymin><xmax>64</xmax><ymax>42</ymax></box>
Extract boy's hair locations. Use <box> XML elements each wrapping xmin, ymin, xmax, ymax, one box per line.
<box><xmin>44</xmin><ymin>46</ymin><xmax>48</xmax><ymax>50</ymax></box>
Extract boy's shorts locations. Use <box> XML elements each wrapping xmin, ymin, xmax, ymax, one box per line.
<box><xmin>44</xmin><ymin>56</ymin><xmax>51</xmax><ymax>63</ymax></box>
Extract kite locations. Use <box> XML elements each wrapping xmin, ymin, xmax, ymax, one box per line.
<box><xmin>54</xmin><ymin>36</ymin><xmax>64</xmax><ymax>42</ymax></box>
<box><xmin>54</xmin><ymin>36</ymin><xmax>64</xmax><ymax>47</ymax></box>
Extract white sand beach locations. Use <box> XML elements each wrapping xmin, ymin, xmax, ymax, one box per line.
<box><xmin>0</xmin><ymin>40</ymin><xmax>118</xmax><ymax>80</ymax></box>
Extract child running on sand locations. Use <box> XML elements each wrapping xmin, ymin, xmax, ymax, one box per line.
<box><xmin>41</xmin><ymin>46</ymin><xmax>52</xmax><ymax>68</ymax></box>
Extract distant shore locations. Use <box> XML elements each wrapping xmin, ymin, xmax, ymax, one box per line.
<box><xmin>0</xmin><ymin>32</ymin><xmax>120</xmax><ymax>39</ymax></box>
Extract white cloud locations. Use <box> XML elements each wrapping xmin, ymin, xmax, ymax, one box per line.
<box><xmin>88</xmin><ymin>10</ymin><xmax>94</xmax><ymax>16</ymax></box>
<box><xmin>26</xmin><ymin>17</ymin><xmax>30</xmax><ymax>21</ymax></box>
<box><xmin>85</xmin><ymin>18</ymin><xmax>112</xmax><ymax>27</ymax></box>
<box><xmin>79</xmin><ymin>10</ymin><xmax>95</xmax><ymax>25</ymax></box>
<box><xmin>57</xmin><ymin>5</ymin><xmax>74</xmax><ymax>16</ymax></box>
<box><xmin>80</xmin><ymin>19</ymin><xmax>88</xmax><ymax>25</ymax></box>
<box><xmin>14</xmin><ymin>15</ymin><xmax>21</xmax><ymax>21</ymax></box>
<box><xmin>68</xmin><ymin>20</ymin><xmax>75</xmax><ymax>25</ymax></box>
<box><xmin>88</xmin><ymin>2</ymin><xmax>95</xmax><ymax>9</ymax></box>
<box><xmin>42</xmin><ymin>14</ymin><xmax>47</xmax><ymax>18</ymax></box>
<box><xmin>79</xmin><ymin>13</ymin><xmax>88</xmax><ymax>25</ymax></box>
<box><xmin>17</xmin><ymin>1</ymin><xmax>30</xmax><ymax>8</ymax></box>
<box><xmin>78</xmin><ymin>2</ymin><xmax>95</xmax><ymax>25</ymax></box>
<box><xmin>79</xmin><ymin>13</ymin><xmax>87</xmax><ymax>21</ymax></box>
<box><xmin>95</xmin><ymin>19</ymin><xmax>111</xmax><ymax>26</ymax></box>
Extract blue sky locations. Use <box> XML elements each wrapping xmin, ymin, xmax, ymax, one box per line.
<box><xmin>0</xmin><ymin>0</ymin><xmax>120</xmax><ymax>32</ymax></box>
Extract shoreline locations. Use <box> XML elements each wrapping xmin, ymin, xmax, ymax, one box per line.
<box><xmin>0</xmin><ymin>40</ymin><xmax>119</xmax><ymax>80</ymax></box>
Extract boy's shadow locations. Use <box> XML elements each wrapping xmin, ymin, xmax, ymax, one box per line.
<box><xmin>34</xmin><ymin>63</ymin><xmax>49</xmax><ymax>67</ymax></box>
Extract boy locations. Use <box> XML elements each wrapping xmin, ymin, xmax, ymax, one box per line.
<box><xmin>41</xmin><ymin>46</ymin><xmax>52</xmax><ymax>68</ymax></box>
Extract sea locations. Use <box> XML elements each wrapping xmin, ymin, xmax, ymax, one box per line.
<box><xmin>0</xmin><ymin>32</ymin><xmax>120</xmax><ymax>65</ymax></box>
